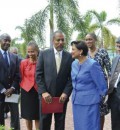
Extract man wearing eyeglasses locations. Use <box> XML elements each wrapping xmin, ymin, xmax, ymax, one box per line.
<box><xmin>36</xmin><ymin>30</ymin><xmax>73</xmax><ymax>130</ymax></box>
<box><xmin>108</xmin><ymin>37</ymin><xmax>120</xmax><ymax>130</ymax></box>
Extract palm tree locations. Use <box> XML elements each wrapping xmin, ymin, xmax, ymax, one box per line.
<box><xmin>87</xmin><ymin>10</ymin><xmax>120</xmax><ymax>49</ymax></box>
<box><xmin>17</xmin><ymin>0</ymin><xmax>81</xmax><ymax>49</ymax></box>
<box><xmin>16</xmin><ymin>19</ymin><xmax>35</xmax><ymax>43</ymax></box>
<box><xmin>75</xmin><ymin>12</ymin><xmax>99</xmax><ymax>40</ymax></box>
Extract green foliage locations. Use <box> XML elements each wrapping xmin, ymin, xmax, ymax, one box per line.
<box><xmin>11</xmin><ymin>38</ymin><xmax>27</xmax><ymax>58</ymax></box>
<box><xmin>16</xmin><ymin>0</ymin><xmax>81</xmax><ymax>50</ymax></box>
<box><xmin>75</xmin><ymin>10</ymin><xmax>120</xmax><ymax>51</ymax></box>
<box><xmin>0</xmin><ymin>125</ymin><xmax>13</xmax><ymax>130</ymax></box>
<box><xmin>15</xmin><ymin>3</ymin><xmax>120</xmax><ymax>51</ymax></box>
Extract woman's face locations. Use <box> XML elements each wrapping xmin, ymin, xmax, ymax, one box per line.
<box><xmin>85</xmin><ymin>34</ymin><xmax>96</xmax><ymax>48</ymax></box>
<box><xmin>27</xmin><ymin>46</ymin><xmax>38</xmax><ymax>60</ymax></box>
<box><xmin>71</xmin><ymin>44</ymin><xmax>82</xmax><ymax>59</ymax></box>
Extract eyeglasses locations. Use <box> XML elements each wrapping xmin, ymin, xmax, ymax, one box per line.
<box><xmin>56</xmin><ymin>39</ymin><xmax>64</xmax><ymax>42</ymax></box>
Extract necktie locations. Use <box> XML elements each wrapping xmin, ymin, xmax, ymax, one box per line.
<box><xmin>4</xmin><ymin>51</ymin><xmax>9</xmax><ymax>67</ymax></box>
<box><xmin>56</xmin><ymin>52</ymin><xmax>61</xmax><ymax>73</ymax></box>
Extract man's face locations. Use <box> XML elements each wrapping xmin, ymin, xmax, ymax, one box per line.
<box><xmin>11</xmin><ymin>50</ymin><xmax>18</xmax><ymax>54</ymax></box>
<box><xmin>116</xmin><ymin>43</ymin><xmax>120</xmax><ymax>54</ymax></box>
<box><xmin>0</xmin><ymin>37</ymin><xmax>11</xmax><ymax>51</ymax></box>
<box><xmin>53</xmin><ymin>33</ymin><xmax>65</xmax><ymax>51</ymax></box>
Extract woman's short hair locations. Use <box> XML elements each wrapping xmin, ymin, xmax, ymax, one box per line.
<box><xmin>71</xmin><ymin>40</ymin><xmax>88</xmax><ymax>56</ymax></box>
<box><xmin>86</xmin><ymin>33</ymin><xmax>97</xmax><ymax>41</ymax></box>
<box><xmin>27</xmin><ymin>40</ymin><xmax>39</xmax><ymax>52</ymax></box>
<box><xmin>27</xmin><ymin>40</ymin><xmax>40</xmax><ymax>57</ymax></box>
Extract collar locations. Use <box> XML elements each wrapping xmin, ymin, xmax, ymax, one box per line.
<box><xmin>0</xmin><ymin>49</ymin><xmax>9</xmax><ymax>55</ymax></box>
<box><xmin>53</xmin><ymin>47</ymin><xmax>63</xmax><ymax>57</ymax></box>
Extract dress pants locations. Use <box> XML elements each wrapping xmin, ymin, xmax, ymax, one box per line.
<box><xmin>109</xmin><ymin>89</ymin><xmax>120</xmax><ymax>130</ymax></box>
<box><xmin>39</xmin><ymin>101</ymin><xmax>68</xmax><ymax>130</ymax></box>
<box><xmin>0</xmin><ymin>102</ymin><xmax>20</xmax><ymax>130</ymax></box>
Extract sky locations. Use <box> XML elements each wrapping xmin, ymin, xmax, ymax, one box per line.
<box><xmin>0</xmin><ymin>0</ymin><xmax>120</xmax><ymax>40</ymax></box>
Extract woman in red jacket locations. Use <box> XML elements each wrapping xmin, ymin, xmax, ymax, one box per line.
<box><xmin>20</xmin><ymin>41</ymin><xmax>39</xmax><ymax>130</ymax></box>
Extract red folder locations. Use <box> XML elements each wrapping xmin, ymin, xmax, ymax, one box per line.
<box><xmin>41</xmin><ymin>97</ymin><xmax>64</xmax><ymax>114</ymax></box>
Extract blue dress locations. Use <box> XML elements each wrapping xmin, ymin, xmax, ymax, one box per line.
<box><xmin>71</xmin><ymin>58</ymin><xmax>107</xmax><ymax>130</ymax></box>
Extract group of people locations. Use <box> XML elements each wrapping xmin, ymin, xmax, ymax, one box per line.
<box><xmin>0</xmin><ymin>30</ymin><xmax>120</xmax><ymax>130</ymax></box>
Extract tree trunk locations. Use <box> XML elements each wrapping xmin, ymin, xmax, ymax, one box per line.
<box><xmin>49</xmin><ymin>0</ymin><xmax>54</xmax><ymax>48</ymax></box>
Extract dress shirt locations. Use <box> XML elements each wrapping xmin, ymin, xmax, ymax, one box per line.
<box><xmin>54</xmin><ymin>47</ymin><xmax>63</xmax><ymax>59</ymax></box>
<box><xmin>114</xmin><ymin>73</ymin><xmax>120</xmax><ymax>88</ymax></box>
<box><xmin>54</xmin><ymin>48</ymin><xmax>63</xmax><ymax>73</ymax></box>
<box><xmin>114</xmin><ymin>58</ymin><xmax>120</xmax><ymax>88</ymax></box>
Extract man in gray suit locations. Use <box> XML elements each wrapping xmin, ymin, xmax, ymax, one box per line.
<box><xmin>36</xmin><ymin>30</ymin><xmax>73</xmax><ymax>130</ymax></box>
<box><xmin>0</xmin><ymin>34</ymin><xmax>20</xmax><ymax>130</ymax></box>
<box><xmin>108</xmin><ymin>36</ymin><xmax>120</xmax><ymax>130</ymax></box>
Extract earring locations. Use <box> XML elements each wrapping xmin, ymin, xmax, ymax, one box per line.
<box><xmin>80</xmin><ymin>54</ymin><xmax>81</xmax><ymax>56</ymax></box>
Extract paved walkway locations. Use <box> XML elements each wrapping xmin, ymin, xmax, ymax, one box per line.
<box><xmin>5</xmin><ymin>100</ymin><xmax>111</xmax><ymax>130</ymax></box>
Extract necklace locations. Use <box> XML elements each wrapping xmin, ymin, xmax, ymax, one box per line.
<box><xmin>89</xmin><ymin>48</ymin><xmax>98</xmax><ymax>58</ymax></box>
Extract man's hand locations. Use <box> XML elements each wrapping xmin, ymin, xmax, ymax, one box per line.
<box><xmin>42</xmin><ymin>92</ymin><xmax>52</xmax><ymax>104</ymax></box>
<box><xmin>4</xmin><ymin>88</ymin><xmax>14</xmax><ymax>97</ymax></box>
<box><xmin>59</xmin><ymin>93</ymin><xmax>68</xmax><ymax>103</ymax></box>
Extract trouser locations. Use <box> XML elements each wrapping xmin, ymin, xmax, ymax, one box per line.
<box><xmin>109</xmin><ymin>89</ymin><xmax>120</xmax><ymax>130</ymax></box>
<box><xmin>39</xmin><ymin>101</ymin><xmax>68</xmax><ymax>130</ymax></box>
<box><xmin>0</xmin><ymin>102</ymin><xmax>20</xmax><ymax>130</ymax></box>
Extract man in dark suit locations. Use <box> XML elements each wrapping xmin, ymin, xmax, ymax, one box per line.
<box><xmin>0</xmin><ymin>33</ymin><xmax>20</xmax><ymax>130</ymax></box>
<box><xmin>36</xmin><ymin>30</ymin><xmax>73</xmax><ymax>130</ymax></box>
<box><xmin>108</xmin><ymin>36</ymin><xmax>120</xmax><ymax>130</ymax></box>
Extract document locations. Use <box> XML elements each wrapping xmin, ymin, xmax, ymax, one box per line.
<box><xmin>41</xmin><ymin>97</ymin><xmax>64</xmax><ymax>114</ymax></box>
<box><xmin>5</xmin><ymin>94</ymin><xmax>20</xmax><ymax>103</ymax></box>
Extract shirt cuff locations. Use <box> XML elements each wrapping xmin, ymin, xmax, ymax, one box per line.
<box><xmin>1</xmin><ymin>88</ymin><xmax>6</xmax><ymax>94</ymax></box>
<box><xmin>11</xmin><ymin>87</ymin><xmax>15</xmax><ymax>90</ymax></box>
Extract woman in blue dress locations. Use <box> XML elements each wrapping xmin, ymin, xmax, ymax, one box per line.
<box><xmin>71</xmin><ymin>40</ymin><xmax>107</xmax><ymax>130</ymax></box>
<box><xmin>85</xmin><ymin>33</ymin><xmax>111</xmax><ymax>130</ymax></box>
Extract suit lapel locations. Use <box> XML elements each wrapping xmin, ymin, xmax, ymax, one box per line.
<box><xmin>111</xmin><ymin>56</ymin><xmax>120</xmax><ymax>78</ymax></box>
<box><xmin>9</xmin><ymin>52</ymin><xmax>17</xmax><ymax>74</ymax></box>
<box><xmin>0</xmin><ymin>51</ymin><xmax>8</xmax><ymax>70</ymax></box>
<box><xmin>9</xmin><ymin>52</ymin><xmax>12</xmax><ymax>71</ymax></box>
<box><xmin>50</xmin><ymin>49</ymin><xmax>57</xmax><ymax>76</ymax></box>
<box><xmin>58</xmin><ymin>50</ymin><xmax>67</xmax><ymax>74</ymax></box>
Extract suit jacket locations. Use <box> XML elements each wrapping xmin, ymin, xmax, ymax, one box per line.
<box><xmin>20</xmin><ymin>59</ymin><xmax>38</xmax><ymax>92</ymax></box>
<box><xmin>0</xmin><ymin>51</ymin><xmax>20</xmax><ymax>102</ymax></box>
<box><xmin>71</xmin><ymin>59</ymin><xmax>107</xmax><ymax>105</ymax></box>
<box><xmin>109</xmin><ymin>56</ymin><xmax>120</xmax><ymax>94</ymax></box>
<box><xmin>36</xmin><ymin>48</ymin><xmax>73</xmax><ymax>97</ymax></box>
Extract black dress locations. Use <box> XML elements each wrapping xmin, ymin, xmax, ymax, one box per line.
<box><xmin>21</xmin><ymin>87</ymin><xmax>39</xmax><ymax>120</ymax></box>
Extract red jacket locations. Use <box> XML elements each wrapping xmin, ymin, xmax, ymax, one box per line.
<box><xmin>20</xmin><ymin>59</ymin><xmax>38</xmax><ymax>92</ymax></box>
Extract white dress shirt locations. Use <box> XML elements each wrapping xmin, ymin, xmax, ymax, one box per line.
<box><xmin>114</xmin><ymin>73</ymin><xmax>120</xmax><ymax>88</ymax></box>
